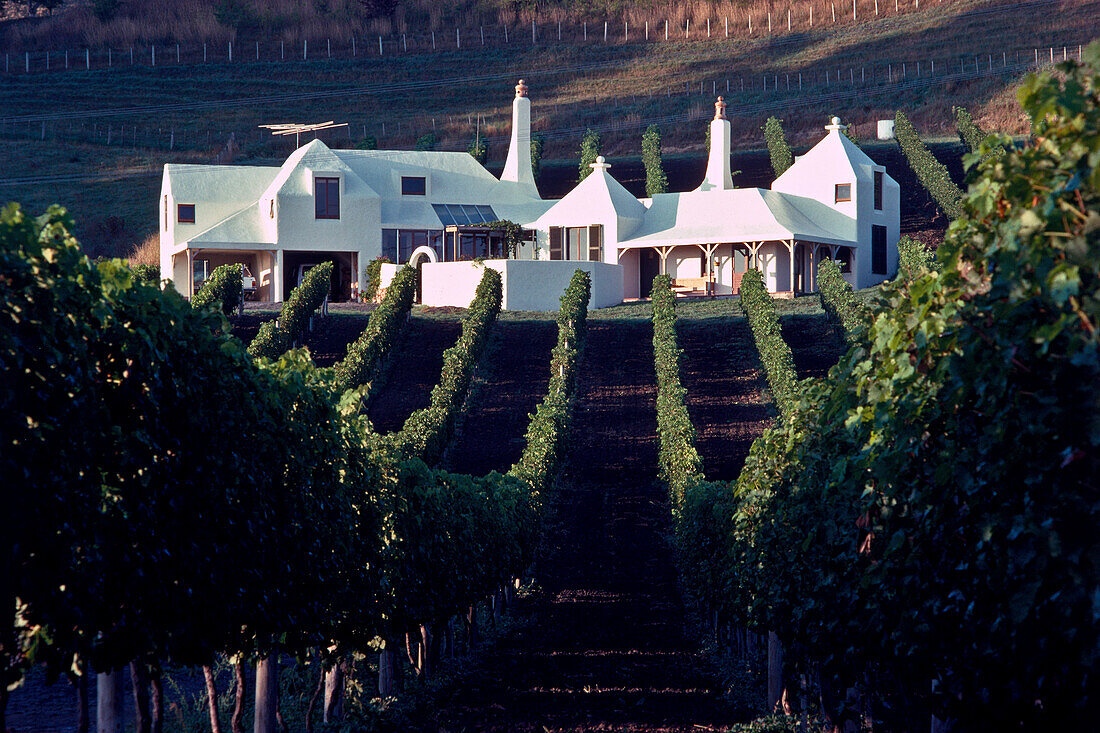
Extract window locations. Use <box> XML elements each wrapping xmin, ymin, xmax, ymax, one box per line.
<box><xmin>192</xmin><ymin>259</ymin><xmax>209</xmax><ymax>292</ymax></box>
<box><xmin>588</xmin><ymin>225</ymin><xmax>603</xmax><ymax>262</ymax></box>
<box><xmin>315</xmin><ymin>177</ymin><xmax>340</xmax><ymax>219</ymax></box>
<box><xmin>401</xmin><ymin>176</ymin><xmax>426</xmax><ymax>196</ymax></box>
<box><xmin>177</xmin><ymin>203</ymin><xmax>195</xmax><ymax>223</ymax></box>
<box><xmin>549</xmin><ymin>226</ymin><xmax>563</xmax><ymax>260</ymax></box>
<box><xmin>566</xmin><ymin>227</ymin><xmax>588</xmax><ymax>261</ymax></box>
<box><xmin>872</xmin><ymin>225</ymin><xmax>887</xmax><ymax>275</ymax></box>
<box><xmin>834</xmin><ymin>183</ymin><xmax>851</xmax><ymax>203</ymax></box>
<box><xmin>874</xmin><ymin>170</ymin><xmax>884</xmax><ymax>210</ymax></box>
<box><xmin>835</xmin><ymin>248</ymin><xmax>852</xmax><ymax>274</ymax></box>
<box><xmin>382</xmin><ymin>229</ymin><xmax>398</xmax><ymax>262</ymax></box>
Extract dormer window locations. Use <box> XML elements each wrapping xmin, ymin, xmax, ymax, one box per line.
<box><xmin>401</xmin><ymin>176</ymin><xmax>426</xmax><ymax>196</ymax></box>
<box><xmin>177</xmin><ymin>203</ymin><xmax>195</xmax><ymax>223</ymax></box>
<box><xmin>315</xmin><ymin>177</ymin><xmax>340</xmax><ymax>219</ymax></box>
<box><xmin>874</xmin><ymin>171</ymin><xmax>884</xmax><ymax>210</ymax></box>
<box><xmin>834</xmin><ymin>183</ymin><xmax>851</xmax><ymax>203</ymax></box>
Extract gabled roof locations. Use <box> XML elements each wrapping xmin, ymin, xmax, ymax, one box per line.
<box><xmin>164</xmin><ymin>163</ymin><xmax>278</xmax><ymax>203</ymax></box>
<box><xmin>773</xmin><ymin>122</ymin><xmax>878</xmax><ymax>187</ymax></box>
<box><xmin>538</xmin><ymin>159</ymin><xmax>645</xmax><ymax>226</ymax></box>
<box><xmin>261</xmin><ymin>139</ymin><xmax>378</xmax><ymax>201</ymax></box>
<box><xmin>188</xmin><ymin>205</ymin><xmax>273</xmax><ymax>246</ymax></box>
<box><xmin>620</xmin><ymin>188</ymin><xmax>856</xmax><ymax>248</ymax></box>
<box><xmin>335</xmin><ymin>148</ymin><xmax>503</xmax><ymax>202</ymax></box>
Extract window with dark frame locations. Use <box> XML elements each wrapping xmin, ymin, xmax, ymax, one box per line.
<box><xmin>874</xmin><ymin>170</ymin><xmax>884</xmax><ymax>210</ymax></box>
<box><xmin>401</xmin><ymin>176</ymin><xmax>427</xmax><ymax>196</ymax></box>
<box><xmin>872</xmin><ymin>225</ymin><xmax>888</xmax><ymax>275</ymax></box>
<box><xmin>588</xmin><ymin>224</ymin><xmax>603</xmax><ymax>262</ymax></box>
<box><xmin>177</xmin><ymin>203</ymin><xmax>195</xmax><ymax>223</ymax></box>
<box><xmin>549</xmin><ymin>226</ymin><xmax>564</xmax><ymax>260</ymax></box>
<box><xmin>315</xmin><ymin>177</ymin><xmax>340</xmax><ymax>219</ymax></box>
<box><xmin>835</xmin><ymin>183</ymin><xmax>852</xmax><ymax>203</ymax></box>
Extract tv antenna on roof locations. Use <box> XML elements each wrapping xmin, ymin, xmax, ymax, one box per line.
<box><xmin>259</xmin><ymin>121</ymin><xmax>348</xmax><ymax>148</ymax></box>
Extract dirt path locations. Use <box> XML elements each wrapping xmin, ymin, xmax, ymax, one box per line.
<box><xmin>428</xmin><ymin>320</ymin><xmax>743</xmax><ymax>732</ymax></box>
<box><xmin>781</xmin><ymin>313</ymin><xmax>850</xmax><ymax>380</ymax></box>
<box><xmin>444</xmin><ymin>320</ymin><xmax>558</xmax><ymax>476</ymax></box>
<box><xmin>678</xmin><ymin>319</ymin><xmax>774</xmax><ymax>482</ymax></box>
<box><xmin>367</xmin><ymin>316</ymin><xmax>463</xmax><ymax>434</ymax></box>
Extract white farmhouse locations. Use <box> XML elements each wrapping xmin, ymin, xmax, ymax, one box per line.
<box><xmin>159</xmin><ymin>81</ymin><xmax>899</xmax><ymax>309</ymax></box>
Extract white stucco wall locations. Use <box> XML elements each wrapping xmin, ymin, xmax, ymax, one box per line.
<box><xmin>421</xmin><ymin>260</ymin><xmax>623</xmax><ymax>311</ymax></box>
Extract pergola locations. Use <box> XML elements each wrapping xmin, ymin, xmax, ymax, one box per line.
<box><xmin>621</xmin><ymin>238</ymin><xmax>856</xmax><ymax>295</ymax></box>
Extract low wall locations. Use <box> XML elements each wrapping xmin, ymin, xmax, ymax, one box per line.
<box><xmin>421</xmin><ymin>260</ymin><xmax>624</xmax><ymax>311</ymax></box>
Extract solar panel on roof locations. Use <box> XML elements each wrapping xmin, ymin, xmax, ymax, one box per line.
<box><xmin>431</xmin><ymin>203</ymin><xmax>497</xmax><ymax>227</ymax></box>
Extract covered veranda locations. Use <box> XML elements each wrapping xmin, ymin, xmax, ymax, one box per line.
<box><xmin>618</xmin><ymin>238</ymin><xmax>857</xmax><ymax>297</ymax></box>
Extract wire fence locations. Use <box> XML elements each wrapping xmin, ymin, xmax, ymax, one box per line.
<box><xmin>0</xmin><ymin>0</ymin><xmax>1057</xmax><ymax>75</ymax></box>
<box><xmin>0</xmin><ymin>41</ymin><xmax>1080</xmax><ymax>190</ymax></box>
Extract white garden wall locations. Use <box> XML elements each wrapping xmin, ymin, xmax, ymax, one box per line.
<box><xmin>421</xmin><ymin>260</ymin><xmax>623</xmax><ymax>311</ymax></box>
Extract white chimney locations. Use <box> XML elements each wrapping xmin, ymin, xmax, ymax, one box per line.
<box><xmin>697</xmin><ymin>97</ymin><xmax>733</xmax><ymax>191</ymax></box>
<box><xmin>500</xmin><ymin>79</ymin><xmax>538</xmax><ymax>193</ymax></box>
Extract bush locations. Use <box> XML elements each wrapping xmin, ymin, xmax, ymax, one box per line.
<box><xmin>816</xmin><ymin>258</ymin><xmax>868</xmax><ymax>342</ymax></box>
<box><xmin>131</xmin><ymin>263</ymin><xmax>160</xmax><ymax>285</ymax></box>
<box><xmin>762</xmin><ymin>117</ymin><xmax>793</xmax><ymax>178</ymax></box>
<box><xmin>722</xmin><ymin>47</ymin><xmax>1100</xmax><ymax>728</ymax></box>
<box><xmin>642</xmin><ymin>125</ymin><xmax>669</xmax><ymax>196</ymax></box>
<box><xmin>191</xmin><ymin>262</ymin><xmax>242</xmax><ymax>315</ymax></box>
<box><xmin>467</xmin><ymin>135</ymin><xmax>488</xmax><ymax>164</ymax></box>
<box><xmin>578</xmin><ymin>128</ymin><xmax>601</xmax><ymax>182</ymax></box>
<box><xmin>364</xmin><ymin>256</ymin><xmax>390</xmax><ymax>301</ymax></box>
<box><xmin>953</xmin><ymin>105</ymin><xmax>985</xmax><ymax>152</ymax></box>
<box><xmin>247</xmin><ymin>261</ymin><xmax>333</xmax><ymax>359</ymax></box>
<box><xmin>509</xmin><ymin>269</ymin><xmax>590</xmax><ymax>497</ymax></box>
<box><xmin>896</xmin><ymin>235</ymin><xmax>939</xmax><ymax>281</ymax></box>
<box><xmin>650</xmin><ymin>274</ymin><xmax>704</xmax><ymax>513</ymax></box>
<box><xmin>394</xmin><ymin>267</ymin><xmax>502</xmax><ymax>464</ymax></box>
<box><xmin>415</xmin><ymin>133</ymin><xmax>437</xmax><ymax>151</ymax></box>
<box><xmin>333</xmin><ymin>264</ymin><xmax>415</xmax><ymax>392</ymax></box>
<box><xmin>739</xmin><ymin>269</ymin><xmax>798</xmax><ymax>419</ymax></box>
<box><xmin>531</xmin><ymin>133</ymin><xmax>545</xmax><ymax>185</ymax></box>
<box><xmin>894</xmin><ymin>110</ymin><xmax>964</xmax><ymax>219</ymax></box>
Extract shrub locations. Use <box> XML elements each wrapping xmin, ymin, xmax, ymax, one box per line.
<box><xmin>650</xmin><ymin>274</ymin><xmax>704</xmax><ymax>513</ymax></box>
<box><xmin>896</xmin><ymin>235</ymin><xmax>939</xmax><ymax>280</ymax></box>
<box><xmin>468</xmin><ymin>135</ymin><xmax>488</xmax><ymax>164</ymax></box>
<box><xmin>247</xmin><ymin>261</ymin><xmax>333</xmax><ymax>359</ymax></box>
<box><xmin>191</xmin><ymin>262</ymin><xmax>242</xmax><ymax>315</ymax></box>
<box><xmin>642</xmin><ymin>125</ymin><xmax>669</xmax><ymax>196</ymax></box>
<box><xmin>131</xmin><ymin>263</ymin><xmax>160</xmax><ymax>285</ymax></box>
<box><xmin>395</xmin><ymin>267</ymin><xmax>501</xmax><ymax>464</ymax></box>
<box><xmin>762</xmin><ymin>116</ymin><xmax>793</xmax><ymax>178</ymax></box>
<box><xmin>739</xmin><ymin>269</ymin><xmax>798</xmax><ymax>419</ymax></box>
<box><xmin>531</xmin><ymin>133</ymin><xmax>545</xmax><ymax>184</ymax></box>
<box><xmin>356</xmin><ymin>136</ymin><xmax>377</xmax><ymax>150</ymax></box>
<box><xmin>816</xmin><ymin>258</ymin><xmax>868</xmax><ymax>342</ymax></box>
<box><xmin>333</xmin><ymin>264</ymin><xmax>415</xmax><ymax>392</ymax></box>
<box><xmin>894</xmin><ymin>110</ymin><xmax>964</xmax><ymax>219</ymax></box>
<box><xmin>578</xmin><ymin>128</ymin><xmax>601</xmax><ymax>182</ymax></box>
<box><xmin>414</xmin><ymin>133</ymin><xmax>437</xmax><ymax>151</ymax></box>
<box><xmin>953</xmin><ymin>105</ymin><xmax>985</xmax><ymax>152</ymax></box>
<box><xmin>510</xmin><ymin>269</ymin><xmax>590</xmax><ymax>497</ymax></box>
<box><xmin>364</xmin><ymin>256</ymin><xmax>390</xmax><ymax>301</ymax></box>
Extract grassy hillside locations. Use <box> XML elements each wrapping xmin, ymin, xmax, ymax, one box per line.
<box><xmin>1</xmin><ymin>0</ymin><xmax>1096</xmax><ymax>257</ymax></box>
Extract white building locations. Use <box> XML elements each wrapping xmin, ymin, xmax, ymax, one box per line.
<box><xmin>159</xmin><ymin>82</ymin><xmax>899</xmax><ymax>308</ymax></box>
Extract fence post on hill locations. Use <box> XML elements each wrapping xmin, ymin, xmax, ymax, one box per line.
<box><xmin>665</xmin><ymin>20</ymin><xmax>668</xmax><ymax>39</ymax></box>
<box><xmin>303</xmin><ymin>39</ymin><xmax>307</xmax><ymax>60</ymax></box>
<box><xmin>604</xmin><ymin>21</ymin><xmax>607</xmax><ymax>42</ymax></box>
<box><xmin>853</xmin><ymin>0</ymin><xmax>857</xmax><ymax>20</ymax></box>
<box><xmin>352</xmin><ymin>36</ymin><xmax>355</xmax><ymax>55</ymax></box>
<box><xmin>379</xmin><ymin>36</ymin><xmax>383</xmax><ymax>54</ymax></box>
<box><xmin>229</xmin><ymin>41</ymin><xmax>232</xmax><ymax>62</ymax></box>
<box><xmin>456</xmin><ymin>29</ymin><xmax>460</xmax><ymax>49</ymax></box>
<box><xmin>256</xmin><ymin>41</ymin><xmax>259</xmax><ymax>60</ymax></box>
<box><xmin>24</xmin><ymin>52</ymin><xmax>28</xmax><ymax>72</ymax></box>
<box><xmin>176</xmin><ymin>43</ymin><xmax>179</xmax><ymax>62</ymax></box>
<box><xmin>327</xmin><ymin>38</ymin><xmax>331</xmax><ymax>57</ymax></box>
<box><xmin>151</xmin><ymin>46</ymin><xmax>154</xmax><ymax>66</ymax></box>
<box><xmin>532</xmin><ymin>20</ymin><xmax>536</xmax><ymax>43</ymax></box>
<box><xmin>86</xmin><ymin>48</ymin><xmax>89</xmax><ymax>69</ymax></box>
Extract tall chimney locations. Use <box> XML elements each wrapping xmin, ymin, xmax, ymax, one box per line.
<box><xmin>500</xmin><ymin>79</ymin><xmax>538</xmax><ymax>193</ymax></box>
<box><xmin>697</xmin><ymin>97</ymin><xmax>733</xmax><ymax>191</ymax></box>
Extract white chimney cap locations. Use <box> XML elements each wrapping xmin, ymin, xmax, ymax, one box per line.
<box><xmin>825</xmin><ymin>116</ymin><xmax>847</xmax><ymax>133</ymax></box>
<box><xmin>590</xmin><ymin>155</ymin><xmax>611</xmax><ymax>171</ymax></box>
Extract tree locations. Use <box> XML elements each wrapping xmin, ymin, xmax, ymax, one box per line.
<box><xmin>530</xmin><ymin>133</ymin><xmax>545</xmax><ymax>185</ymax></box>
<box><xmin>641</xmin><ymin>125</ymin><xmax>669</xmax><ymax>196</ymax></box>
<box><xmin>467</xmin><ymin>135</ymin><xmax>488</xmax><ymax>164</ymax></box>
<box><xmin>577</xmin><ymin>128</ymin><xmax>600</xmax><ymax>182</ymax></box>
<box><xmin>762</xmin><ymin>116</ymin><xmax>793</xmax><ymax>177</ymax></box>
